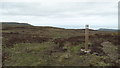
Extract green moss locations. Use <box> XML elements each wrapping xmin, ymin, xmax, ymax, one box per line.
<box><xmin>66</xmin><ymin>44</ymin><xmax>83</xmax><ymax>54</ymax></box>
<box><xmin>3</xmin><ymin>42</ymin><xmax>56</xmax><ymax>66</ymax></box>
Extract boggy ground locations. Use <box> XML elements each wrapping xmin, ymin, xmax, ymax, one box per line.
<box><xmin>2</xmin><ymin>25</ymin><xmax>120</xmax><ymax>66</ymax></box>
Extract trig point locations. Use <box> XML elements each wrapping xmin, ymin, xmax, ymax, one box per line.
<box><xmin>85</xmin><ymin>25</ymin><xmax>89</xmax><ymax>51</ymax></box>
<box><xmin>81</xmin><ymin>25</ymin><xmax>91</xmax><ymax>53</ymax></box>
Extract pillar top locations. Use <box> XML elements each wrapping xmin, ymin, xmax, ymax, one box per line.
<box><xmin>85</xmin><ymin>25</ymin><xmax>89</xmax><ymax>28</ymax></box>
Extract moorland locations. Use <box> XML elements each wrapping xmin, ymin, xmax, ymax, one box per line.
<box><xmin>1</xmin><ymin>22</ymin><xmax>120</xmax><ymax>66</ymax></box>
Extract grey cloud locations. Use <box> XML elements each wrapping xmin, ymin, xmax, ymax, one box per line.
<box><xmin>0</xmin><ymin>2</ymin><xmax>117</xmax><ymax>17</ymax></box>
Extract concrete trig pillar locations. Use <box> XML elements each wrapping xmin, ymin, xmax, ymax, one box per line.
<box><xmin>85</xmin><ymin>25</ymin><xmax>89</xmax><ymax>51</ymax></box>
<box><xmin>80</xmin><ymin>25</ymin><xmax>91</xmax><ymax>53</ymax></box>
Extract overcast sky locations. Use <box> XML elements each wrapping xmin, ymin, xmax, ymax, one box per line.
<box><xmin>0</xmin><ymin>0</ymin><xmax>119</xmax><ymax>29</ymax></box>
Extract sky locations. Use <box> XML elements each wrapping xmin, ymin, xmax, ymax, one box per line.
<box><xmin>0</xmin><ymin>0</ymin><xmax>119</xmax><ymax>29</ymax></box>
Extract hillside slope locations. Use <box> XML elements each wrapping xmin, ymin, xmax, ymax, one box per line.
<box><xmin>98</xmin><ymin>28</ymin><xmax>118</xmax><ymax>32</ymax></box>
<box><xmin>2</xmin><ymin>22</ymin><xmax>31</xmax><ymax>26</ymax></box>
<box><xmin>2</xmin><ymin>22</ymin><xmax>120</xmax><ymax>66</ymax></box>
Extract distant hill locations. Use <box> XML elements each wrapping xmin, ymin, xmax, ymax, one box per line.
<box><xmin>1</xmin><ymin>22</ymin><xmax>32</xmax><ymax>26</ymax></box>
<box><xmin>98</xmin><ymin>28</ymin><xmax>118</xmax><ymax>32</ymax></box>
